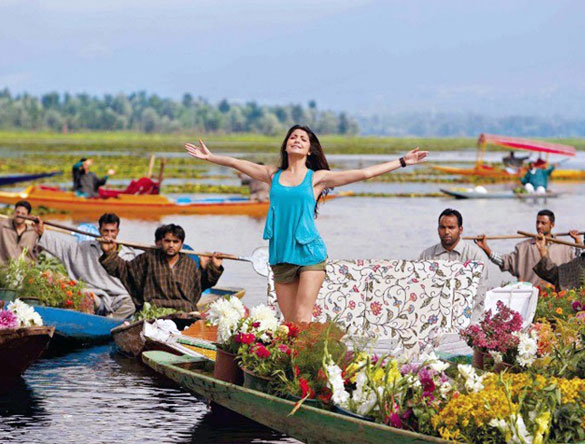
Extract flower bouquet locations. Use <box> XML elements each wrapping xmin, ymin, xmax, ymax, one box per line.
<box><xmin>272</xmin><ymin>321</ymin><xmax>346</xmax><ymax>407</ymax></box>
<box><xmin>0</xmin><ymin>253</ymin><xmax>94</xmax><ymax>312</ymax></box>
<box><xmin>460</xmin><ymin>301</ymin><xmax>538</xmax><ymax>371</ymax></box>
<box><xmin>326</xmin><ymin>350</ymin><xmax>452</xmax><ymax>433</ymax></box>
<box><xmin>0</xmin><ymin>299</ymin><xmax>43</xmax><ymax>329</ymax></box>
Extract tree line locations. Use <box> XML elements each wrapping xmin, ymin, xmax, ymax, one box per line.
<box><xmin>0</xmin><ymin>89</ymin><xmax>359</xmax><ymax>135</ymax></box>
<box><xmin>357</xmin><ymin>112</ymin><xmax>585</xmax><ymax>138</ymax></box>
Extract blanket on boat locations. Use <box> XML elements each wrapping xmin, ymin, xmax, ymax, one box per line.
<box><xmin>267</xmin><ymin>259</ymin><xmax>484</xmax><ymax>351</ymax></box>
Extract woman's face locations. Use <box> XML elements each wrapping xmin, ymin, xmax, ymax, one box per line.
<box><xmin>285</xmin><ymin>129</ymin><xmax>311</xmax><ymax>157</ymax></box>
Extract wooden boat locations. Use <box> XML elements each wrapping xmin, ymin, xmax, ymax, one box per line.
<box><xmin>142</xmin><ymin>351</ymin><xmax>448</xmax><ymax>444</ymax></box>
<box><xmin>111</xmin><ymin>286</ymin><xmax>245</xmax><ymax>357</ymax></box>
<box><xmin>432</xmin><ymin>134</ymin><xmax>585</xmax><ymax>180</ymax></box>
<box><xmin>0</xmin><ymin>186</ymin><xmax>352</xmax><ymax>218</ymax></box>
<box><xmin>440</xmin><ymin>188</ymin><xmax>559</xmax><ymax>200</ymax></box>
<box><xmin>0</xmin><ymin>326</ymin><xmax>55</xmax><ymax>380</ymax></box>
<box><xmin>0</xmin><ymin>171</ymin><xmax>62</xmax><ymax>187</ymax></box>
<box><xmin>32</xmin><ymin>306</ymin><xmax>123</xmax><ymax>344</ymax></box>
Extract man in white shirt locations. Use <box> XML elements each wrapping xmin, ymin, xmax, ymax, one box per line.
<box><xmin>419</xmin><ymin>208</ymin><xmax>488</xmax><ymax>321</ymax></box>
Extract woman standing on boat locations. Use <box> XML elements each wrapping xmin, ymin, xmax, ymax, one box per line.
<box><xmin>185</xmin><ymin>125</ymin><xmax>427</xmax><ymax>322</ymax></box>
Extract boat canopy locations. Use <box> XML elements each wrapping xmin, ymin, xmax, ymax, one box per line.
<box><xmin>478</xmin><ymin>134</ymin><xmax>576</xmax><ymax>157</ymax></box>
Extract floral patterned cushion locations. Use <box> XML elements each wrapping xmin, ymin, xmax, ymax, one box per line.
<box><xmin>266</xmin><ymin>259</ymin><xmax>484</xmax><ymax>349</ymax></box>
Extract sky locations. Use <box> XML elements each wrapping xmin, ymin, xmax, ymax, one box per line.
<box><xmin>1</xmin><ymin>0</ymin><xmax>584</xmax><ymax>117</ymax></box>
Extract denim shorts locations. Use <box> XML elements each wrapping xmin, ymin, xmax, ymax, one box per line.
<box><xmin>271</xmin><ymin>260</ymin><xmax>327</xmax><ymax>284</ymax></box>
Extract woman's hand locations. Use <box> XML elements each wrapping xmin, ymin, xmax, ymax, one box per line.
<box><xmin>404</xmin><ymin>147</ymin><xmax>429</xmax><ymax>165</ymax></box>
<box><xmin>185</xmin><ymin>139</ymin><xmax>212</xmax><ymax>161</ymax></box>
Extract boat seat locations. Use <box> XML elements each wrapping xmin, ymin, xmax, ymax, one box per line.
<box><xmin>98</xmin><ymin>177</ymin><xmax>160</xmax><ymax>198</ymax></box>
<box><xmin>483</xmin><ymin>283</ymin><xmax>538</xmax><ymax>329</ymax></box>
<box><xmin>267</xmin><ymin>259</ymin><xmax>483</xmax><ymax>354</ymax></box>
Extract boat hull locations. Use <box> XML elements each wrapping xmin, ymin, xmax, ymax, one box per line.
<box><xmin>0</xmin><ymin>326</ymin><xmax>55</xmax><ymax>380</ymax></box>
<box><xmin>0</xmin><ymin>186</ymin><xmax>349</xmax><ymax>218</ymax></box>
<box><xmin>142</xmin><ymin>351</ymin><xmax>449</xmax><ymax>444</ymax></box>
<box><xmin>111</xmin><ymin>287</ymin><xmax>245</xmax><ymax>357</ymax></box>
<box><xmin>0</xmin><ymin>171</ymin><xmax>62</xmax><ymax>187</ymax></box>
<box><xmin>33</xmin><ymin>306</ymin><xmax>122</xmax><ymax>344</ymax></box>
<box><xmin>440</xmin><ymin>188</ymin><xmax>559</xmax><ymax>199</ymax></box>
<box><xmin>432</xmin><ymin>165</ymin><xmax>585</xmax><ymax>180</ymax></box>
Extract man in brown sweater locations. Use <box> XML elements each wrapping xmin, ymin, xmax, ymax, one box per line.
<box><xmin>0</xmin><ymin>200</ymin><xmax>39</xmax><ymax>265</ymax></box>
<box><xmin>533</xmin><ymin>234</ymin><xmax>585</xmax><ymax>291</ymax></box>
<box><xmin>475</xmin><ymin>209</ymin><xmax>581</xmax><ymax>286</ymax></box>
<box><xmin>99</xmin><ymin>224</ymin><xmax>223</xmax><ymax>311</ymax></box>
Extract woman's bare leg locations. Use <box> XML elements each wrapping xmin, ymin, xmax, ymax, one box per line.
<box><xmin>293</xmin><ymin>270</ymin><xmax>326</xmax><ymax>322</ymax></box>
<box><xmin>275</xmin><ymin>279</ymin><xmax>299</xmax><ymax>322</ymax></box>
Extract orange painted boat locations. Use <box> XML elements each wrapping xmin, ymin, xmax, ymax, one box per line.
<box><xmin>0</xmin><ymin>185</ymin><xmax>351</xmax><ymax>218</ymax></box>
<box><xmin>432</xmin><ymin>134</ymin><xmax>585</xmax><ymax>180</ymax></box>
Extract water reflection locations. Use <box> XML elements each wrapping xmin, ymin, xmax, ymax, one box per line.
<box><xmin>186</xmin><ymin>408</ymin><xmax>299</xmax><ymax>444</ymax></box>
<box><xmin>0</xmin><ymin>345</ymin><xmax>297</xmax><ymax>443</ymax></box>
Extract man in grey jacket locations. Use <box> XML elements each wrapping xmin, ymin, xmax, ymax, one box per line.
<box><xmin>34</xmin><ymin>213</ymin><xmax>136</xmax><ymax>319</ymax></box>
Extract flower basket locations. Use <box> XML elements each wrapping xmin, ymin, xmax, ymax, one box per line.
<box><xmin>213</xmin><ymin>347</ymin><xmax>243</xmax><ymax>385</ymax></box>
<box><xmin>242</xmin><ymin>367</ymin><xmax>273</xmax><ymax>393</ymax></box>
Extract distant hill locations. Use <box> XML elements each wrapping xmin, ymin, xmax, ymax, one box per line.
<box><xmin>356</xmin><ymin>112</ymin><xmax>585</xmax><ymax>138</ymax></box>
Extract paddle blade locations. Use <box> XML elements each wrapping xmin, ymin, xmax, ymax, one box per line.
<box><xmin>250</xmin><ymin>246</ymin><xmax>269</xmax><ymax>277</ymax></box>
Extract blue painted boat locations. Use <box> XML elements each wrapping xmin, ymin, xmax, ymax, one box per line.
<box><xmin>0</xmin><ymin>171</ymin><xmax>62</xmax><ymax>187</ymax></box>
<box><xmin>33</xmin><ymin>306</ymin><xmax>122</xmax><ymax>343</ymax></box>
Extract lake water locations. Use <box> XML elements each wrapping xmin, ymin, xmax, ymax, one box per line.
<box><xmin>1</xmin><ymin>150</ymin><xmax>584</xmax><ymax>443</ymax></box>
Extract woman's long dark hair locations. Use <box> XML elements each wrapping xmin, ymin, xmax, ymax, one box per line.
<box><xmin>278</xmin><ymin>125</ymin><xmax>331</xmax><ymax>217</ymax></box>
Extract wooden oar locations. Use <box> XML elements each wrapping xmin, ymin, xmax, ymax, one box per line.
<box><xmin>463</xmin><ymin>235</ymin><xmax>526</xmax><ymax>241</ymax></box>
<box><xmin>517</xmin><ymin>230</ymin><xmax>585</xmax><ymax>249</ymax></box>
<box><xmin>16</xmin><ymin>214</ymin><xmax>270</xmax><ymax>276</ymax></box>
<box><xmin>464</xmin><ymin>231</ymin><xmax>584</xmax><ymax>241</ymax></box>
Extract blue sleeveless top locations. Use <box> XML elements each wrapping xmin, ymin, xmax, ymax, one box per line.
<box><xmin>263</xmin><ymin>169</ymin><xmax>327</xmax><ymax>266</ymax></box>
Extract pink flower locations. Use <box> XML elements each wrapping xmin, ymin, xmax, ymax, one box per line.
<box><xmin>572</xmin><ymin>301</ymin><xmax>583</xmax><ymax>312</ymax></box>
<box><xmin>370</xmin><ymin>301</ymin><xmax>382</xmax><ymax>316</ymax></box>
<box><xmin>278</xmin><ymin>344</ymin><xmax>291</xmax><ymax>355</ymax></box>
<box><xmin>388</xmin><ymin>413</ymin><xmax>403</xmax><ymax>428</ymax></box>
<box><xmin>0</xmin><ymin>309</ymin><xmax>19</xmax><ymax>329</ymax></box>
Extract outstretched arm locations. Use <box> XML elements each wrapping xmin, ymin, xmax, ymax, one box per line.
<box><xmin>185</xmin><ymin>140</ymin><xmax>277</xmax><ymax>184</ymax></box>
<box><xmin>313</xmin><ymin>148</ymin><xmax>428</xmax><ymax>190</ymax></box>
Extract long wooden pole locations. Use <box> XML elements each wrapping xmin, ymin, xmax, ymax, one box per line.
<box><xmin>517</xmin><ymin>230</ymin><xmax>585</xmax><ymax>249</ymax></box>
<box><xmin>17</xmin><ymin>214</ymin><xmax>245</xmax><ymax>260</ymax></box>
<box><xmin>464</xmin><ymin>231</ymin><xmax>584</xmax><ymax>241</ymax></box>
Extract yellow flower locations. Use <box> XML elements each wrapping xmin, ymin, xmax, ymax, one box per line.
<box><xmin>556</xmin><ymin>307</ymin><xmax>563</xmax><ymax>315</ymax></box>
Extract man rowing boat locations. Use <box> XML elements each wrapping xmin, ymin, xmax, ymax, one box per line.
<box><xmin>99</xmin><ymin>224</ymin><xmax>223</xmax><ymax>312</ymax></box>
<box><xmin>0</xmin><ymin>200</ymin><xmax>39</xmax><ymax>265</ymax></box>
<box><xmin>475</xmin><ymin>209</ymin><xmax>581</xmax><ymax>286</ymax></box>
<box><xmin>34</xmin><ymin>213</ymin><xmax>137</xmax><ymax>319</ymax></box>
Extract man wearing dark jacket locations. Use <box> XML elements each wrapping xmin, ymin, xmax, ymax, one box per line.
<box><xmin>99</xmin><ymin>224</ymin><xmax>223</xmax><ymax>311</ymax></box>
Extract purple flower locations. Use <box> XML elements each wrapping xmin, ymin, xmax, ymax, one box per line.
<box><xmin>0</xmin><ymin>309</ymin><xmax>19</xmax><ymax>329</ymax></box>
<box><xmin>389</xmin><ymin>413</ymin><xmax>403</xmax><ymax>428</ymax></box>
<box><xmin>572</xmin><ymin>301</ymin><xmax>583</xmax><ymax>312</ymax></box>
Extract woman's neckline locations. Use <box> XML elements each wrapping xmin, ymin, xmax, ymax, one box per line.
<box><xmin>277</xmin><ymin>168</ymin><xmax>310</xmax><ymax>188</ymax></box>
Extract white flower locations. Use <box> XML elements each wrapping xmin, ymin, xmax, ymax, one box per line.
<box><xmin>420</xmin><ymin>351</ymin><xmax>449</xmax><ymax>373</ymax></box>
<box><xmin>276</xmin><ymin>324</ymin><xmax>289</xmax><ymax>336</ymax></box>
<box><xmin>355</xmin><ymin>390</ymin><xmax>377</xmax><ymax>416</ymax></box>
<box><xmin>326</xmin><ymin>363</ymin><xmax>350</xmax><ymax>407</ymax></box>
<box><xmin>249</xmin><ymin>304</ymin><xmax>279</xmax><ymax>333</ymax></box>
<box><xmin>513</xmin><ymin>331</ymin><xmax>538</xmax><ymax>368</ymax></box>
<box><xmin>489</xmin><ymin>415</ymin><xmax>531</xmax><ymax>444</ymax></box>
<box><xmin>489</xmin><ymin>350</ymin><xmax>503</xmax><ymax>365</ymax></box>
<box><xmin>439</xmin><ymin>382</ymin><xmax>452</xmax><ymax>399</ymax></box>
<box><xmin>7</xmin><ymin>299</ymin><xmax>43</xmax><ymax>327</ymax></box>
<box><xmin>206</xmin><ymin>297</ymin><xmax>246</xmax><ymax>345</ymax></box>
<box><xmin>457</xmin><ymin>364</ymin><xmax>484</xmax><ymax>393</ymax></box>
